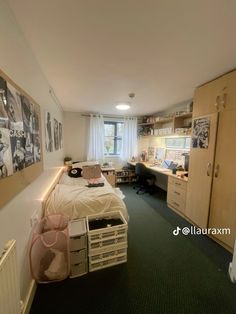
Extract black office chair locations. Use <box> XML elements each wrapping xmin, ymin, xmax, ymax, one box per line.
<box><xmin>133</xmin><ymin>163</ymin><xmax>156</xmax><ymax>195</ymax></box>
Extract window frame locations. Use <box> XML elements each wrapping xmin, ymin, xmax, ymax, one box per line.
<box><xmin>104</xmin><ymin>121</ymin><xmax>123</xmax><ymax>156</ymax></box>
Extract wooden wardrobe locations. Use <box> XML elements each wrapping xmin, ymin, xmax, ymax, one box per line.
<box><xmin>186</xmin><ymin>70</ymin><xmax>236</xmax><ymax>251</ymax></box>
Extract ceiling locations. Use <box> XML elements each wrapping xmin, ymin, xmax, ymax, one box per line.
<box><xmin>6</xmin><ymin>0</ymin><xmax>236</xmax><ymax>115</ymax></box>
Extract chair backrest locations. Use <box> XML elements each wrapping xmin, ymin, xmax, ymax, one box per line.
<box><xmin>135</xmin><ymin>163</ymin><xmax>148</xmax><ymax>176</ymax></box>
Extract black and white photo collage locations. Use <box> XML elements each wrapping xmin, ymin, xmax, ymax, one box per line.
<box><xmin>45</xmin><ymin>111</ymin><xmax>63</xmax><ymax>153</ymax></box>
<box><xmin>0</xmin><ymin>76</ymin><xmax>41</xmax><ymax>180</ymax></box>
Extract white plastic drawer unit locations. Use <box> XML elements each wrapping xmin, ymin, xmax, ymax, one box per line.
<box><xmin>70</xmin><ymin>261</ymin><xmax>88</xmax><ymax>278</ymax></box>
<box><xmin>89</xmin><ymin>255</ymin><xmax>127</xmax><ymax>272</ymax></box>
<box><xmin>70</xmin><ymin>248</ymin><xmax>87</xmax><ymax>264</ymax></box>
<box><xmin>89</xmin><ymin>235</ymin><xmax>127</xmax><ymax>250</ymax></box>
<box><xmin>69</xmin><ymin>218</ymin><xmax>87</xmax><ymax>251</ymax></box>
<box><xmin>86</xmin><ymin>211</ymin><xmax>128</xmax><ymax>249</ymax></box>
<box><xmin>86</xmin><ymin>211</ymin><xmax>128</xmax><ymax>236</ymax></box>
<box><xmin>89</xmin><ymin>246</ymin><xmax>127</xmax><ymax>263</ymax></box>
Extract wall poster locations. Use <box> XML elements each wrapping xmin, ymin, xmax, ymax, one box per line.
<box><xmin>0</xmin><ymin>76</ymin><xmax>42</xmax><ymax>179</ymax></box>
<box><xmin>0</xmin><ymin>69</ymin><xmax>43</xmax><ymax>208</ymax></box>
<box><xmin>192</xmin><ymin>117</ymin><xmax>210</xmax><ymax>149</ymax></box>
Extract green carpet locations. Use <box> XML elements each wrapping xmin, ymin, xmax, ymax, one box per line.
<box><xmin>30</xmin><ymin>186</ymin><xmax>236</xmax><ymax>314</ymax></box>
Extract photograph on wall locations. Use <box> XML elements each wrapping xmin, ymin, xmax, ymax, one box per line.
<box><xmin>32</xmin><ymin>105</ymin><xmax>41</xmax><ymax>163</ymax></box>
<box><xmin>45</xmin><ymin>111</ymin><xmax>53</xmax><ymax>152</ymax></box>
<box><xmin>148</xmin><ymin>146</ymin><xmax>155</xmax><ymax>157</ymax></box>
<box><xmin>10</xmin><ymin>133</ymin><xmax>26</xmax><ymax>172</ymax></box>
<box><xmin>21</xmin><ymin>95</ymin><xmax>33</xmax><ymax>134</ymax></box>
<box><xmin>0</xmin><ymin>128</ymin><xmax>13</xmax><ymax>179</ymax></box>
<box><xmin>33</xmin><ymin>133</ymin><xmax>41</xmax><ymax>162</ymax></box>
<box><xmin>54</xmin><ymin>118</ymin><xmax>59</xmax><ymax>151</ymax></box>
<box><xmin>24</xmin><ymin>131</ymin><xmax>34</xmax><ymax>167</ymax></box>
<box><xmin>6</xmin><ymin>83</ymin><xmax>24</xmax><ymax>131</ymax></box>
<box><xmin>192</xmin><ymin>117</ymin><xmax>210</xmax><ymax>149</ymax></box>
<box><xmin>59</xmin><ymin>122</ymin><xmax>63</xmax><ymax>149</ymax></box>
<box><xmin>0</xmin><ymin>76</ymin><xmax>9</xmax><ymax>128</ymax></box>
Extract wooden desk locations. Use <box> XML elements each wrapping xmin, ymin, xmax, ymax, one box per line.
<box><xmin>128</xmin><ymin>161</ymin><xmax>188</xmax><ymax>190</ymax></box>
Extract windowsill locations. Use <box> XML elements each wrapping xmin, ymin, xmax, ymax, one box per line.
<box><xmin>104</xmin><ymin>155</ymin><xmax>121</xmax><ymax>158</ymax></box>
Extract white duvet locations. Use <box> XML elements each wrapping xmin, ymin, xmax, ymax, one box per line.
<box><xmin>44</xmin><ymin>174</ymin><xmax>128</xmax><ymax>221</ymax></box>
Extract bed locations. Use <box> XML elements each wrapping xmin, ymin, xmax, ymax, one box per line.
<box><xmin>43</xmin><ymin>172</ymin><xmax>128</xmax><ymax>221</ymax></box>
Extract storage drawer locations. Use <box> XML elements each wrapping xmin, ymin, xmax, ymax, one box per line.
<box><xmin>88</xmin><ymin>235</ymin><xmax>127</xmax><ymax>251</ymax></box>
<box><xmin>168</xmin><ymin>176</ymin><xmax>187</xmax><ymax>190</ymax></box>
<box><xmin>168</xmin><ymin>184</ymin><xmax>186</xmax><ymax>202</ymax></box>
<box><xmin>167</xmin><ymin>191</ymin><xmax>186</xmax><ymax>213</ymax></box>
<box><xmin>70</xmin><ymin>261</ymin><xmax>88</xmax><ymax>278</ymax></box>
<box><xmin>89</xmin><ymin>254</ymin><xmax>127</xmax><ymax>272</ymax></box>
<box><xmin>70</xmin><ymin>249</ymin><xmax>87</xmax><ymax>264</ymax></box>
<box><xmin>90</xmin><ymin>247</ymin><xmax>127</xmax><ymax>263</ymax></box>
<box><xmin>70</xmin><ymin>234</ymin><xmax>87</xmax><ymax>251</ymax></box>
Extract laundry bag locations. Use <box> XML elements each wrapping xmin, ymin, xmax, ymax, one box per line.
<box><xmin>30</xmin><ymin>214</ymin><xmax>70</xmax><ymax>283</ymax></box>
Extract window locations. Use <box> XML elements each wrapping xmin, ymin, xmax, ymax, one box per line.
<box><xmin>165</xmin><ymin>137</ymin><xmax>190</xmax><ymax>149</ymax></box>
<box><xmin>104</xmin><ymin>121</ymin><xmax>124</xmax><ymax>155</ymax></box>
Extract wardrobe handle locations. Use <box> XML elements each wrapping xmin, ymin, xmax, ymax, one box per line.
<box><xmin>207</xmin><ymin>162</ymin><xmax>211</xmax><ymax>176</ymax></box>
<box><xmin>222</xmin><ymin>93</ymin><xmax>227</xmax><ymax>109</ymax></box>
<box><xmin>215</xmin><ymin>96</ymin><xmax>220</xmax><ymax>111</ymax></box>
<box><xmin>214</xmin><ymin>164</ymin><xmax>220</xmax><ymax>178</ymax></box>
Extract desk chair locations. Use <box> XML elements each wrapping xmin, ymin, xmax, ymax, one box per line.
<box><xmin>134</xmin><ymin>163</ymin><xmax>156</xmax><ymax>195</ymax></box>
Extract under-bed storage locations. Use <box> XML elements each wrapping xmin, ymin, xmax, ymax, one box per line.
<box><xmin>86</xmin><ymin>211</ymin><xmax>128</xmax><ymax>272</ymax></box>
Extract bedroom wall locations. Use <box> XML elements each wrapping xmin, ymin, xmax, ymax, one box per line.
<box><xmin>0</xmin><ymin>0</ymin><xmax>64</xmax><ymax>307</ymax></box>
<box><xmin>63</xmin><ymin>112</ymin><xmax>89</xmax><ymax>162</ymax></box>
<box><xmin>64</xmin><ymin>112</ymin><xmax>126</xmax><ymax>169</ymax></box>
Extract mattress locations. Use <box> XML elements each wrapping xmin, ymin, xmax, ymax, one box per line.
<box><xmin>44</xmin><ymin>173</ymin><xmax>128</xmax><ymax>221</ymax></box>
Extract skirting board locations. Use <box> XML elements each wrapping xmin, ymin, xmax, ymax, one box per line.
<box><xmin>22</xmin><ymin>279</ymin><xmax>37</xmax><ymax>314</ymax></box>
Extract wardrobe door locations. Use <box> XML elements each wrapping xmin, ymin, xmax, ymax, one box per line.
<box><xmin>193</xmin><ymin>76</ymin><xmax>226</xmax><ymax>118</ymax></box>
<box><xmin>208</xmin><ymin>109</ymin><xmax>236</xmax><ymax>249</ymax></box>
<box><xmin>224</xmin><ymin>70</ymin><xmax>236</xmax><ymax>112</ymax></box>
<box><xmin>185</xmin><ymin>113</ymin><xmax>218</xmax><ymax>228</ymax></box>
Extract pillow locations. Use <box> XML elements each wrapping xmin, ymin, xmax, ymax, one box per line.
<box><xmin>68</xmin><ymin>167</ymin><xmax>82</xmax><ymax>178</ymax></box>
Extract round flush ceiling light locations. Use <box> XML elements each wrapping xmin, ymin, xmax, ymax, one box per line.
<box><xmin>115</xmin><ymin>103</ymin><xmax>130</xmax><ymax>110</ymax></box>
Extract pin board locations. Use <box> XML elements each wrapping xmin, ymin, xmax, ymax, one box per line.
<box><xmin>0</xmin><ymin>69</ymin><xmax>43</xmax><ymax>208</ymax></box>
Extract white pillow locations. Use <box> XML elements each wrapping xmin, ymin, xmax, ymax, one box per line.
<box><xmin>72</xmin><ymin>161</ymin><xmax>99</xmax><ymax>169</ymax></box>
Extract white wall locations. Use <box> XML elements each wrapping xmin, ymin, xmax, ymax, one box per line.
<box><xmin>64</xmin><ymin>112</ymin><xmax>126</xmax><ymax>169</ymax></box>
<box><xmin>64</xmin><ymin>112</ymin><xmax>89</xmax><ymax>161</ymax></box>
<box><xmin>0</xmin><ymin>0</ymin><xmax>64</xmax><ymax>305</ymax></box>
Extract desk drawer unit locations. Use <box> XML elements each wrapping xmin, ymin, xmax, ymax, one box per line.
<box><xmin>168</xmin><ymin>176</ymin><xmax>187</xmax><ymax>190</ymax></box>
<box><xmin>167</xmin><ymin>177</ymin><xmax>187</xmax><ymax>213</ymax></box>
<box><xmin>69</xmin><ymin>218</ymin><xmax>88</xmax><ymax>278</ymax></box>
<box><xmin>86</xmin><ymin>211</ymin><xmax>128</xmax><ymax>272</ymax></box>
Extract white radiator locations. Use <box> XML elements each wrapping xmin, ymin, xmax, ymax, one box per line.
<box><xmin>0</xmin><ymin>240</ymin><xmax>21</xmax><ymax>314</ymax></box>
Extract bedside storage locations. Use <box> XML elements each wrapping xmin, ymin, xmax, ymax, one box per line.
<box><xmin>86</xmin><ymin>211</ymin><xmax>128</xmax><ymax>272</ymax></box>
<box><xmin>69</xmin><ymin>218</ymin><xmax>88</xmax><ymax>278</ymax></box>
<box><xmin>167</xmin><ymin>176</ymin><xmax>187</xmax><ymax>214</ymax></box>
<box><xmin>101</xmin><ymin>167</ymin><xmax>116</xmax><ymax>187</ymax></box>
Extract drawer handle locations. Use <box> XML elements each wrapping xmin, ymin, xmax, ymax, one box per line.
<box><xmin>174</xmin><ymin>191</ymin><xmax>180</xmax><ymax>195</ymax></box>
<box><xmin>173</xmin><ymin>201</ymin><xmax>180</xmax><ymax>207</ymax></box>
<box><xmin>175</xmin><ymin>182</ymin><xmax>181</xmax><ymax>186</ymax></box>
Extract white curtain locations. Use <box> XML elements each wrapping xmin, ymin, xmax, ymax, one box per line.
<box><xmin>121</xmin><ymin>117</ymin><xmax>138</xmax><ymax>161</ymax></box>
<box><xmin>87</xmin><ymin>114</ymin><xmax>104</xmax><ymax>162</ymax></box>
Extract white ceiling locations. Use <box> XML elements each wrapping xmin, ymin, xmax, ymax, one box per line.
<box><xmin>6</xmin><ymin>0</ymin><xmax>236</xmax><ymax>115</ymax></box>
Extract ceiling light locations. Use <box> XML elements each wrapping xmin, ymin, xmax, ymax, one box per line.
<box><xmin>116</xmin><ymin>103</ymin><xmax>130</xmax><ymax>110</ymax></box>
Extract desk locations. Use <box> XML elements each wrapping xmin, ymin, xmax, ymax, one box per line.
<box><xmin>128</xmin><ymin>161</ymin><xmax>187</xmax><ymax>191</ymax></box>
